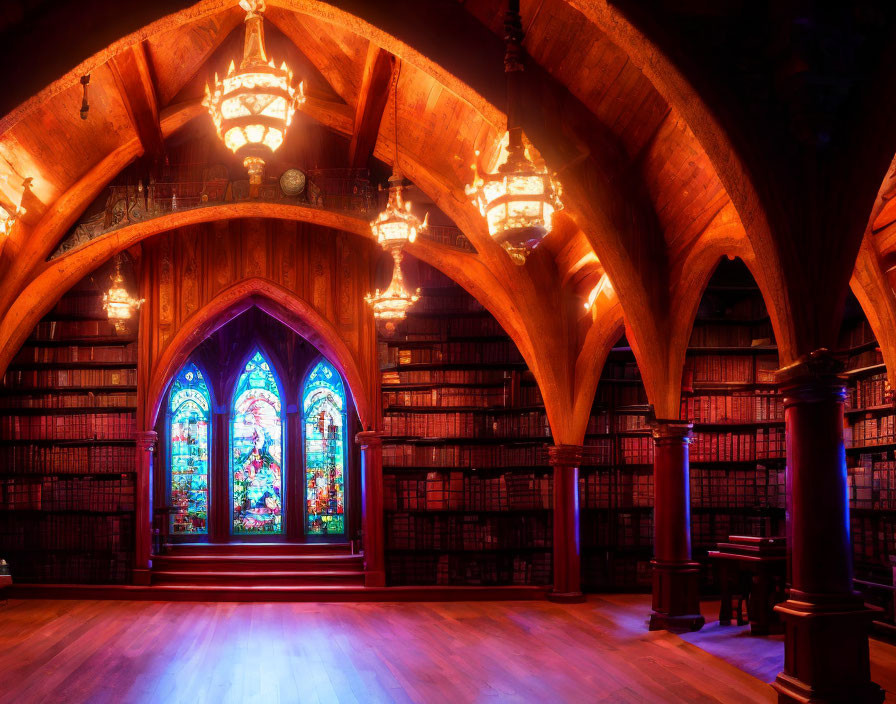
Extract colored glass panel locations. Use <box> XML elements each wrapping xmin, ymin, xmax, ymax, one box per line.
<box><xmin>303</xmin><ymin>360</ymin><xmax>346</xmax><ymax>535</ymax></box>
<box><xmin>231</xmin><ymin>351</ymin><xmax>283</xmax><ymax>534</ymax></box>
<box><xmin>169</xmin><ymin>362</ymin><xmax>211</xmax><ymax>535</ymax></box>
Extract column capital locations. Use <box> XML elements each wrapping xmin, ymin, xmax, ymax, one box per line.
<box><xmin>135</xmin><ymin>430</ymin><xmax>158</xmax><ymax>452</ymax></box>
<box><xmin>548</xmin><ymin>444</ymin><xmax>583</xmax><ymax>466</ymax></box>
<box><xmin>651</xmin><ymin>420</ymin><xmax>693</xmax><ymax>443</ymax></box>
<box><xmin>355</xmin><ymin>430</ymin><xmax>383</xmax><ymax>449</ymax></box>
<box><xmin>776</xmin><ymin>348</ymin><xmax>846</xmax><ymax>405</ymax></box>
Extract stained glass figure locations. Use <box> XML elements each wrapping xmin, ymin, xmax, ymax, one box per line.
<box><xmin>303</xmin><ymin>359</ymin><xmax>346</xmax><ymax>535</ymax></box>
<box><xmin>169</xmin><ymin>362</ymin><xmax>211</xmax><ymax>534</ymax></box>
<box><xmin>231</xmin><ymin>351</ymin><xmax>283</xmax><ymax>534</ymax></box>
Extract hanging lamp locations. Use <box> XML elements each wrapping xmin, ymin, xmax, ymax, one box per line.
<box><xmin>464</xmin><ymin>0</ymin><xmax>561</xmax><ymax>264</ymax></box>
<box><xmin>103</xmin><ymin>257</ymin><xmax>144</xmax><ymax>325</ymax></box>
<box><xmin>366</xmin><ymin>60</ymin><xmax>424</xmax><ymax>330</ymax></box>
<box><xmin>203</xmin><ymin>0</ymin><xmax>305</xmax><ymax>187</ymax></box>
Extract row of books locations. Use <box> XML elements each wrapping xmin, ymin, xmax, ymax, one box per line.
<box><xmin>618</xmin><ymin>436</ymin><xmax>655</xmax><ymax>465</ymax></box>
<box><xmin>583</xmin><ymin>557</ymin><xmax>652</xmax><ymax>590</ymax></box>
<box><xmin>0</xmin><ymin>445</ymin><xmax>135</xmax><ymax>474</ymax></box>
<box><xmin>689</xmin><ymin>323</ymin><xmax>774</xmax><ymax>348</ymax></box>
<box><xmin>13</xmin><ymin>345</ymin><xmax>136</xmax><ymax>364</ymax></box>
<box><xmin>580</xmin><ymin>469</ymin><xmax>653</xmax><ymax>509</ymax></box>
<box><xmin>0</xmin><ymin>475</ymin><xmax>135</xmax><ymax>512</ymax></box>
<box><xmin>398</xmin><ymin>315</ymin><xmax>507</xmax><ymax>340</ymax></box>
<box><xmin>383</xmin><ymin>471</ymin><xmax>552</xmax><ymax>511</ymax></box>
<box><xmin>383</xmin><ymin>443</ymin><xmax>550</xmax><ymax>468</ymax></box>
<box><xmin>381</xmin><ymin>368</ymin><xmax>509</xmax><ymax>386</ymax></box>
<box><xmin>600</xmin><ymin>360</ymin><xmax>645</xmax><ymax>382</ymax></box>
<box><xmin>2</xmin><ymin>368</ymin><xmax>137</xmax><ymax>388</ymax></box>
<box><xmin>46</xmin><ymin>291</ymin><xmax>106</xmax><ymax>318</ymax></box>
<box><xmin>383</xmin><ymin>343</ymin><xmax>525</xmax><ymax>367</ymax></box>
<box><xmin>847</xmin><ymin>373</ymin><xmax>892</xmax><ymax>410</ymax></box>
<box><xmin>582</xmin><ymin>511</ymin><xmax>653</xmax><ymax>549</ymax></box>
<box><xmin>851</xmin><ymin>514</ymin><xmax>896</xmax><ymax>564</ymax></box>
<box><xmin>0</xmin><ymin>392</ymin><xmax>137</xmax><ymax>409</ymax></box>
<box><xmin>839</xmin><ymin>319</ymin><xmax>876</xmax><ymax>351</ymax></box>
<box><xmin>845</xmin><ymin>415</ymin><xmax>896</xmax><ymax>448</ymax></box>
<box><xmin>31</xmin><ymin>320</ymin><xmax>123</xmax><ymax>341</ymax></box>
<box><xmin>0</xmin><ymin>412</ymin><xmax>136</xmax><ymax>440</ymax></box>
<box><xmin>849</xmin><ymin>454</ymin><xmax>896</xmax><ymax>509</ymax></box>
<box><xmin>690</xmin><ymin>428</ymin><xmax>785</xmax><ymax>462</ymax></box>
<box><xmin>683</xmin><ymin>355</ymin><xmax>778</xmax><ymax>384</ymax></box>
<box><xmin>382</xmin><ymin>411</ymin><xmax>550</xmax><ymax>439</ymax></box>
<box><xmin>690</xmin><ymin>468</ymin><xmax>786</xmax><ymax>508</ymax></box>
<box><xmin>2</xmin><ymin>553</ymin><xmax>133</xmax><ymax>584</ymax></box>
<box><xmin>691</xmin><ymin>512</ymin><xmax>783</xmax><ymax>549</ymax></box>
<box><xmin>386</xmin><ymin>553</ymin><xmax>551</xmax><ymax>586</ymax></box>
<box><xmin>382</xmin><ymin>384</ymin><xmax>543</xmax><ymax>409</ymax></box>
<box><xmin>680</xmin><ymin>391</ymin><xmax>783</xmax><ymax>423</ymax></box>
<box><xmin>845</xmin><ymin>348</ymin><xmax>884</xmax><ymax>371</ymax></box>
<box><xmin>0</xmin><ymin>513</ymin><xmax>133</xmax><ymax>551</ymax></box>
<box><xmin>386</xmin><ymin>513</ymin><xmax>551</xmax><ymax>551</ymax></box>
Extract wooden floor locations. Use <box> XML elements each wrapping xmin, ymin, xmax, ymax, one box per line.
<box><xmin>0</xmin><ymin>594</ymin><xmax>891</xmax><ymax>703</ymax></box>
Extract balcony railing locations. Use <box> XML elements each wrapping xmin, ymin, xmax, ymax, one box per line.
<box><xmin>51</xmin><ymin>167</ymin><xmax>473</xmax><ymax>259</ymax></box>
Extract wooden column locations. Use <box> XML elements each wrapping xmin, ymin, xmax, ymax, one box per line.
<box><xmin>356</xmin><ymin>431</ymin><xmax>384</xmax><ymax>587</ymax></box>
<box><xmin>134</xmin><ymin>430</ymin><xmax>157</xmax><ymax>586</ymax></box>
<box><xmin>548</xmin><ymin>444</ymin><xmax>584</xmax><ymax>602</ymax></box>
<box><xmin>649</xmin><ymin>420</ymin><xmax>704</xmax><ymax>631</ymax></box>
<box><xmin>773</xmin><ymin>351</ymin><xmax>883</xmax><ymax>704</ymax></box>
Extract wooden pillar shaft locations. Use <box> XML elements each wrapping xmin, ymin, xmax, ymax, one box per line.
<box><xmin>649</xmin><ymin>420</ymin><xmax>704</xmax><ymax>632</ymax></box>
<box><xmin>548</xmin><ymin>444</ymin><xmax>584</xmax><ymax>602</ymax></box>
<box><xmin>773</xmin><ymin>350</ymin><xmax>883</xmax><ymax>704</ymax></box>
<box><xmin>356</xmin><ymin>431</ymin><xmax>384</xmax><ymax>587</ymax></box>
<box><xmin>134</xmin><ymin>430</ymin><xmax>157</xmax><ymax>586</ymax></box>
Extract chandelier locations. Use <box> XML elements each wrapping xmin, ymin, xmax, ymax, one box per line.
<box><xmin>103</xmin><ymin>258</ymin><xmax>144</xmax><ymax>323</ymax></box>
<box><xmin>366</xmin><ymin>60</ymin><xmax>424</xmax><ymax>330</ymax></box>
<box><xmin>365</xmin><ymin>248</ymin><xmax>421</xmax><ymax>332</ymax></box>
<box><xmin>464</xmin><ymin>0</ymin><xmax>561</xmax><ymax>264</ymax></box>
<box><xmin>0</xmin><ymin>203</ymin><xmax>22</xmax><ymax>237</ymax></box>
<box><xmin>203</xmin><ymin>0</ymin><xmax>304</xmax><ymax>186</ymax></box>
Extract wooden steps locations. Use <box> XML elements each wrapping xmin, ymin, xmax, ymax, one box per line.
<box><xmin>150</xmin><ymin>542</ymin><xmax>365</xmax><ymax>589</ymax></box>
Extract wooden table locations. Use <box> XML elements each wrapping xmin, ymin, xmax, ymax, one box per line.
<box><xmin>708</xmin><ymin>535</ymin><xmax>787</xmax><ymax>636</ymax></box>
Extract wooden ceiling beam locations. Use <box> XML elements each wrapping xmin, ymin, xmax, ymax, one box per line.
<box><xmin>110</xmin><ymin>42</ymin><xmax>164</xmax><ymax>162</ymax></box>
<box><xmin>348</xmin><ymin>45</ymin><xmax>395</xmax><ymax>170</ymax></box>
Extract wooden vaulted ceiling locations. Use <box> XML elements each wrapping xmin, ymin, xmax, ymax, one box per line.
<box><xmin>2</xmin><ymin>0</ymin><xmax>894</xmax><ymax>438</ymax></box>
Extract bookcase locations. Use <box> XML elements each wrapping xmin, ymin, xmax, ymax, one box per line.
<box><xmin>380</xmin><ymin>260</ymin><xmax>553</xmax><ymax>586</ymax></box>
<box><xmin>840</xmin><ymin>294</ymin><xmax>896</xmax><ymax>624</ymax></box>
<box><xmin>0</xmin><ymin>276</ymin><xmax>137</xmax><ymax>584</ymax></box>
<box><xmin>680</xmin><ymin>262</ymin><xmax>786</xmax><ymax>585</ymax></box>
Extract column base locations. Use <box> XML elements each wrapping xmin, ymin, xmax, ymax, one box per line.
<box><xmin>547</xmin><ymin>590</ymin><xmax>586</xmax><ymax>604</ymax></box>
<box><xmin>650</xmin><ymin>559</ymin><xmax>704</xmax><ymax>632</ymax></box>
<box><xmin>364</xmin><ymin>570</ymin><xmax>386</xmax><ymax>588</ymax></box>
<box><xmin>132</xmin><ymin>568</ymin><xmax>151</xmax><ymax>586</ymax></box>
<box><xmin>772</xmin><ymin>592</ymin><xmax>883</xmax><ymax>704</ymax></box>
<box><xmin>648</xmin><ymin>612</ymin><xmax>705</xmax><ymax>633</ymax></box>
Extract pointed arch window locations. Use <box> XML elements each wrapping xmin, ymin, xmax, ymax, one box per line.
<box><xmin>169</xmin><ymin>362</ymin><xmax>211</xmax><ymax>535</ymax></box>
<box><xmin>303</xmin><ymin>359</ymin><xmax>347</xmax><ymax>536</ymax></box>
<box><xmin>231</xmin><ymin>350</ymin><xmax>284</xmax><ymax>534</ymax></box>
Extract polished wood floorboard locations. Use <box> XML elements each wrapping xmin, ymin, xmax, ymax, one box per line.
<box><xmin>0</xmin><ymin>594</ymin><xmax>889</xmax><ymax>703</ymax></box>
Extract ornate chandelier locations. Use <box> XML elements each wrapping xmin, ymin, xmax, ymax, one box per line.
<box><xmin>367</xmin><ymin>61</ymin><xmax>424</xmax><ymax>330</ymax></box>
<box><xmin>365</xmin><ymin>248</ymin><xmax>421</xmax><ymax>331</ymax></box>
<box><xmin>203</xmin><ymin>0</ymin><xmax>304</xmax><ymax>186</ymax></box>
<box><xmin>464</xmin><ymin>0</ymin><xmax>562</xmax><ymax>264</ymax></box>
<box><xmin>103</xmin><ymin>258</ymin><xmax>144</xmax><ymax>323</ymax></box>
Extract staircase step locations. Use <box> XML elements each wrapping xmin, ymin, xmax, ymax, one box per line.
<box><xmin>151</xmin><ymin>570</ymin><xmax>366</xmax><ymax>587</ymax></box>
<box><xmin>151</xmin><ymin>554</ymin><xmax>363</xmax><ymax>573</ymax></box>
<box><xmin>162</xmin><ymin>542</ymin><xmax>353</xmax><ymax>556</ymax></box>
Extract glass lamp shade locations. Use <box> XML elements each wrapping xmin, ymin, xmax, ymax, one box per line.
<box><xmin>203</xmin><ymin>2</ymin><xmax>304</xmax><ymax>179</ymax></box>
<box><xmin>465</xmin><ymin>135</ymin><xmax>561</xmax><ymax>263</ymax></box>
<box><xmin>0</xmin><ymin>204</ymin><xmax>22</xmax><ymax>237</ymax></box>
<box><xmin>103</xmin><ymin>270</ymin><xmax>144</xmax><ymax>321</ymax></box>
<box><xmin>370</xmin><ymin>175</ymin><xmax>427</xmax><ymax>249</ymax></box>
<box><xmin>365</xmin><ymin>250</ymin><xmax>420</xmax><ymax>323</ymax></box>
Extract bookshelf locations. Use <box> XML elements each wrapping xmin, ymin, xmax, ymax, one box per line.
<box><xmin>380</xmin><ymin>262</ymin><xmax>553</xmax><ymax>586</ymax></box>
<box><xmin>0</xmin><ymin>279</ymin><xmax>137</xmax><ymax>584</ymax></box>
<box><xmin>840</xmin><ymin>295</ymin><xmax>896</xmax><ymax>625</ymax></box>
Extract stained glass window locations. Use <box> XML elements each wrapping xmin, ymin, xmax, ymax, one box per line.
<box><xmin>169</xmin><ymin>362</ymin><xmax>211</xmax><ymax>535</ymax></box>
<box><xmin>231</xmin><ymin>351</ymin><xmax>283</xmax><ymax>534</ymax></box>
<box><xmin>303</xmin><ymin>359</ymin><xmax>346</xmax><ymax>536</ymax></box>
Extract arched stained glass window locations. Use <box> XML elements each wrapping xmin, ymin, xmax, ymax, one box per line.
<box><xmin>231</xmin><ymin>351</ymin><xmax>284</xmax><ymax>534</ymax></box>
<box><xmin>303</xmin><ymin>359</ymin><xmax>346</xmax><ymax>536</ymax></box>
<box><xmin>169</xmin><ymin>362</ymin><xmax>211</xmax><ymax>535</ymax></box>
